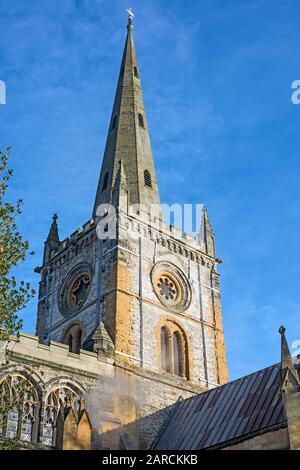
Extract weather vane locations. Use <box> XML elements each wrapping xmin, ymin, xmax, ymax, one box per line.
<box><xmin>127</xmin><ymin>8</ymin><xmax>134</xmax><ymax>21</ymax></box>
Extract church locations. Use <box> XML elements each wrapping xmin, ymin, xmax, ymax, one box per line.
<box><xmin>0</xmin><ymin>13</ymin><xmax>300</xmax><ymax>451</ymax></box>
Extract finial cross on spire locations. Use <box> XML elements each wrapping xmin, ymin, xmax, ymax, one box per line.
<box><xmin>279</xmin><ymin>325</ymin><xmax>286</xmax><ymax>335</ymax></box>
<box><xmin>126</xmin><ymin>8</ymin><xmax>134</xmax><ymax>20</ymax></box>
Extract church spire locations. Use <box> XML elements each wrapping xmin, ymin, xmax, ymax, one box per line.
<box><xmin>199</xmin><ymin>206</ymin><xmax>216</xmax><ymax>258</ymax></box>
<box><xmin>43</xmin><ymin>213</ymin><xmax>60</xmax><ymax>264</ymax></box>
<box><xmin>279</xmin><ymin>325</ymin><xmax>300</xmax><ymax>389</ymax></box>
<box><xmin>47</xmin><ymin>213</ymin><xmax>59</xmax><ymax>243</ymax></box>
<box><xmin>279</xmin><ymin>326</ymin><xmax>298</xmax><ymax>376</ymax></box>
<box><xmin>93</xmin><ymin>13</ymin><xmax>160</xmax><ymax>218</ymax></box>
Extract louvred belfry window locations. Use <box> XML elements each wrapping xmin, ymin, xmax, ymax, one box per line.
<box><xmin>138</xmin><ymin>113</ymin><xmax>145</xmax><ymax>128</ymax></box>
<box><xmin>144</xmin><ymin>169</ymin><xmax>152</xmax><ymax>187</ymax></box>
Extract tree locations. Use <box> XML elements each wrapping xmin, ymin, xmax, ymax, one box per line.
<box><xmin>0</xmin><ymin>147</ymin><xmax>35</xmax><ymax>341</ymax></box>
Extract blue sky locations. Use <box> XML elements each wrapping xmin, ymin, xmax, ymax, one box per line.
<box><xmin>1</xmin><ymin>0</ymin><xmax>300</xmax><ymax>380</ymax></box>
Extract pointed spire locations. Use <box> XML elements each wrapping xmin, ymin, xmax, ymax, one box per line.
<box><xmin>279</xmin><ymin>326</ymin><xmax>296</xmax><ymax>371</ymax></box>
<box><xmin>47</xmin><ymin>213</ymin><xmax>59</xmax><ymax>242</ymax></box>
<box><xmin>43</xmin><ymin>213</ymin><xmax>60</xmax><ymax>264</ymax></box>
<box><xmin>278</xmin><ymin>326</ymin><xmax>300</xmax><ymax>392</ymax></box>
<box><xmin>199</xmin><ymin>206</ymin><xmax>216</xmax><ymax>258</ymax></box>
<box><xmin>92</xmin><ymin>321</ymin><xmax>114</xmax><ymax>356</ymax></box>
<box><xmin>93</xmin><ymin>14</ymin><xmax>160</xmax><ymax>218</ymax></box>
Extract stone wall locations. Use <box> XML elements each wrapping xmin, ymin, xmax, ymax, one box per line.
<box><xmin>1</xmin><ymin>333</ymin><xmax>199</xmax><ymax>449</ymax></box>
<box><xmin>28</xmin><ymin>184</ymin><xmax>228</xmax><ymax>449</ymax></box>
<box><xmin>108</xmin><ymin>210</ymin><xmax>228</xmax><ymax>388</ymax></box>
<box><xmin>37</xmin><ymin>203</ymin><xmax>228</xmax><ymax>390</ymax></box>
<box><xmin>36</xmin><ymin>222</ymin><xmax>101</xmax><ymax>347</ymax></box>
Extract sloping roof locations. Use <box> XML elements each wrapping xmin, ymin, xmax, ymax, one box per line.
<box><xmin>153</xmin><ymin>363</ymin><xmax>286</xmax><ymax>450</ymax></box>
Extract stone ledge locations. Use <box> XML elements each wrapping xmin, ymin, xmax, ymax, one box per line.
<box><xmin>5</xmin><ymin>333</ymin><xmax>114</xmax><ymax>376</ymax></box>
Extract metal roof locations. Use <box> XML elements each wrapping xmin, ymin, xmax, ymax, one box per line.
<box><xmin>153</xmin><ymin>363</ymin><xmax>286</xmax><ymax>450</ymax></box>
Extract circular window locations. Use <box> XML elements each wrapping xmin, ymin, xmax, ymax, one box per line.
<box><xmin>58</xmin><ymin>264</ymin><xmax>92</xmax><ymax>316</ymax></box>
<box><xmin>151</xmin><ymin>262</ymin><xmax>191</xmax><ymax>312</ymax></box>
<box><xmin>68</xmin><ymin>273</ymin><xmax>90</xmax><ymax>309</ymax></box>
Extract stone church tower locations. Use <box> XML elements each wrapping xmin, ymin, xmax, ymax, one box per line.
<box><xmin>36</xmin><ymin>13</ymin><xmax>227</xmax><ymax>387</ymax></box>
<box><xmin>1</xmin><ymin>14</ymin><xmax>228</xmax><ymax>450</ymax></box>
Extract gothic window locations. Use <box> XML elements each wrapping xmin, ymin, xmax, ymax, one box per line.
<box><xmin>42</xmin><ymin>422</ymin><xmax>54</xmax><ymax>447</ymax></box>
<box><xmin>77</xmin><ymin>329</ymin><xmax>82</xmax><ymax>349</ymax></box>
<box><xmin>134</xmin><ymin>66</ymin><xmax>139</xmax><ymax>78</ymax></box>
<box><xmin>0</xmin><ymin>375</ymin><xmax>38</xmax><ymax>443</ymax></box>
<box><xmin>144</xmin><ymin>169</ymin><xmax>152</xmax><ymax>188</ymax></box>
<box><xmin>161</xmin><ymin>326</ymin><xmax>170</xmax><ymax>373</ymax></box>
<box><xmin>6</xmin><ymin>409</ymin><xmax>19</xmax><ymax>439</ymax></box>
<box><xmin>173</xmin><ymin>331</ymin><xmax>183</xmax><ymax>377</ymax></box>
<box><xmin>138</xmin><ymin>113</ymin><xmax>145</xmax><ymax>128</ymax></box>
<box><xmin>20</xmin><ymin>414</ymin><xmax>34</xmax><ymax>442</ymax></box>
<box><xmin>102</xmin><ymin>171</ymin><xmax>109</xmax><ymax>191</ymax></box>
<box><xmin>62</xmin><ymin>324</ymin><xmax>83</xmax><ymax>354</ymax></box>
<box><xmin>68</xmin><ymin>335</ymin><xmax>73</xmax><ymax>352</ymax></box>
<box><xmin>159</xmin><ymin>322</ymin><xmax>189</xmax><ymax>379</ymax></box>
<box><xmin>42</xmin><ymin>387</ymin><xmax>80</xmax><ymax>447</ymax></box>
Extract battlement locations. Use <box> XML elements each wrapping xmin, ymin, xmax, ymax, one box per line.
<box><xmin>44</xmin><ymin>203</ymin><xmax>214</xmax><ymax>272</ymax></box>
<box><xmin>5</xmin><ymin>333</ymin><xmax>114</xmax><ymax>378</ymax></box>
<box><xmin>60</xmin><ymin>218</ymin><xmax>96</xmax><ymax>249</ymax></box>
<box><xmin>118</xmin><ymin>210</ymin><xmax>216</xmax><ymax>267</ymax></box>
<box><xmin>125</xmin><ymin>204</ymin><xmax>205</xmax><ymax>254</ymax></box>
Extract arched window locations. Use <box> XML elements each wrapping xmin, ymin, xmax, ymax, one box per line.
<box><xmin>0</xmin><ymin>375</ymin><xmax>38</xmax><ymax>443</ymax></box>
<box><xmin>159</xmin><ymin>322</ymin><xmax>189</xmax><ymax>379</ymax></box>
<box><xmin>42</xmin><ymin>387</ymin><xmax>80</xmax><ymax>447</ymax></box>
<box><xmin>161</xmin><ymin>326</ymin><xmax>170</xmax><ymax>372</ymax></box>
<box><xmin>144</xmin><ymin>169</ymin><xmax>152</xmax><ymax>188</ymax></box>
<box><xmin>173</xmin><ymin>332</ymin><xmax>183</xmax><ymax>377</ymax></box>
<box><xmin>102</xmin><ymin>171</ymin><xmax>109</xmax><ymax>192</ymax></box>
<box><xmin>138</xmin><ymin>113</ymin><xmax>145</xmax><ymax>128</ymax></box>
<box><xmin>133</xmin><ymin>66</ymin><xmax>139</xmax><ymax>78</ymax></box>
<box><xmin>6</xmin><ymin>409</ymin><xmax>19</xmax><ymax>439</ymax></box>
<box><xmin>77</xmin><ymin>330</ymin><xmax>82</xmax><ymax>349</ymax></box>
<box><xmin>68</xmin><ymin>335</ymin><xmax>73</xmax><ymax>353</ymax></box>
<box><xmin>62</xmin><ymin>324</ymin><xmax>83</xmax><ymax>354</ymax></box>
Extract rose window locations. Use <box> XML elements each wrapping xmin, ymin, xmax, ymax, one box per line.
<box><xmin>151</xmin><ymin>262</ymin><xmax>191</xmax><ymax>312</ymax></box>
<box><xmin>58</xmin><ymin>263</ymin><xmax>92</xmax><ymax>315</ymax></box>
<box><xmin>157</xmin><ymin>277</ymin><xmax>178</xmax><ymax>301</ymax></box>
<box><xmin>69</xmin><ymin>274</ymin><xmax>90</xmax><ymax>308</ymax></box>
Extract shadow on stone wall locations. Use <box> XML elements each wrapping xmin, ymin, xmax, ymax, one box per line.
<box><xmin>89</xmin><ymin>401</ymin><xmax>178</xmax><ymax>450</ymax></box>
